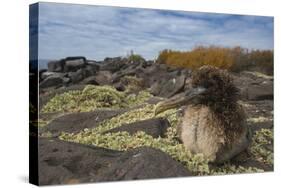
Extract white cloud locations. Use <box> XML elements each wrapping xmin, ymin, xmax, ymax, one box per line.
<box><xmin>37</xmin><ymin>2</ymin><xmax>273</xmax><ymax>61</ymax></box>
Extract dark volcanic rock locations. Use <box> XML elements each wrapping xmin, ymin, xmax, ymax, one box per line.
<box><xmin>40</xmin><ymin>72</ymin><xmax>66</xmax><ymax>81</ymax></box>
<box><xmin>39</xmin><ymin>75</ymin><xmax>64</xmax><ymax>89</ymax></box>
<box><xmin>94</xmin><ymin>146</ymin><xmax>191</xmax><ymax>182</ymax></box>
<box><xmin>100</xmin><ymin>57</ymin><xmax>128</xmax><ymax>73</ymax></box>
<box><xmin>40</xmin><ymin>71</ymin><xmax>56</xmax><ymax>80</ymax></box>
<box><xmin>93</xmin><ymin>71</ymin><xmax>113</xmax><ymax>85</ymax></box>
<box><xmin>244</xmin><ymin>83</ymin><xmax>273</xmax><ymax>100</ymax></box>
<box><xmin>41</xmin><ymin>109</ymin><xmax>128</xmax><ymax>136</ymax></box>
<box><xmin>112</xmin><ymin>75</ymin><xmax>146</xmax><ymax>93</ymax></box>
<box><xmin>111</xmin><ymin>70</ymin><xmax>138</xmax><ymax>84</ymax></box>
<box><xmin>113</xmin><ymin>82</ymin><xmax>126</xmax><ymax>91</ymax></box>
<box><xmin>62</xmin><ymin>77</ymin><xmax>71</xmax><ymax>85</ymax></box>
<box><xmin>81</xmin><ymin>76</ymin><xmax>100</xmax><ymax>85</ymax></box>
<box><xmin>230</xmin><ymin>151</ymin><xmax>273</xmax><ymax>172</ymax></box>
<box><xmin>233</xmin><ymin>72</ymin><xmax>273</xmax><ymax>101</ymax></box>
<box><xmin>39</xmin><ymin>112</ymin><xmax>64</xmax><ymax>122</ymax></box>
<box><xmin>64</xmin><ymin>57</ymin><xmax>86</xmax><ymax>72</ymax></box>
<box><xmin>84</xmin><ymin>64</ymin><xmax>99</xmax><ymax>75</ymax></box>
<box><xmin>151</xmin><ymin>74</ymin><xmax>186</xmax><ymax>98</ymax></box>
<box><xmin>68</xmin><ymin>69</ymin><xmax>87</xmax><ymax>84</ymax></box>
<box><xmin>38</xmin><ymin>138</ymin><xmax>191</xmax><ymax>185</ymax></box>
<box><xmin>243</xmin><ymin>100</ymin><xmax>273</xmax><ymax>120</ymax></box>
<box><xmin>104</xmin><ymin>118</ymin><xmax>171</xmax><ymax>138</ymax></box>
<box><xmin>48</xmin><ymin>60</ymin><xmax>65</xmax><ymax>72</ymax></box>
<box><xmin>65</xmin><ymin>56</ymin><xmax>87</xmax><ymax>62</ymax></box>
<box><xmin>248</xmin><ymin>121</ymin><xmax>273</xmax><ymax>135</ymax></box>
<box><xmin>145</xmin><ymin>96</ymin><xmax>164</xmax><ymax>105</ymax></box>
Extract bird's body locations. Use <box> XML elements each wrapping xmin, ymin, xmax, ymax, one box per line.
<box><xmin>155</xmin><ymin>65</ymin><xmax>251</xmax><ymax>163</ymax></box>
<box><xmin>178</xmin><ymin>104</ymin><xmax>250</xmax><ymax>163</ymax></box>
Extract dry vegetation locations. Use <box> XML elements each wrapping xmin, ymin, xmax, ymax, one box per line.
<box><xmin>157</xmin><ymin>46</ymin><xmax>273</xmax><ymax>75</ymax></box>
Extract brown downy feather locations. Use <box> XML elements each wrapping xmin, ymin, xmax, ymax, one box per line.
<box><xmin>191</xmin><ymin>65</ymin><xmax>245</xmax><ymax>136</ymax></box>
<box><xmin>178</xmin><ymin>65</ymin><xmax>250</xmax><ymax>163</ymax></box>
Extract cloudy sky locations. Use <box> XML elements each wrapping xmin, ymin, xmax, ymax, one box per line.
<box><xmin>37</xmin><ymin>2</ymin><xmax>273</xmax><ymax>61</ymax></box>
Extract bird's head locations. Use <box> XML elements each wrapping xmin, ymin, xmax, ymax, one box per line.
<box><xmin>155</xmin><ymin>65</ymin><xmax>239</xmax><ymax>115</ymax></box>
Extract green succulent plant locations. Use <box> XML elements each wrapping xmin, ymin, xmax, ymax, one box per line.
<box><xmin>41</xmin><ymin>85</ymin><xmax>152</xmax><ymax>113</ymax></box>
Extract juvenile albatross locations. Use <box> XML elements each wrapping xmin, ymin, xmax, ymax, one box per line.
<box><xmin>155</xmin><ymin>65</ymin><xmax>251</xmax><ymax>163</ymax></box>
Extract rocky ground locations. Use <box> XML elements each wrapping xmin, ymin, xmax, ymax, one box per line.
<box><xmin>33</xmin><ymin>56</ymin><xmax>274</xmax><ymax>185</ymax></box>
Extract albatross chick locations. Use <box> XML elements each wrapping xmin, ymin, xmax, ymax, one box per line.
<box><xmin>155</xmin><ymin>65</ymin><xmax>251</xmax><ymax>163</ymax></box>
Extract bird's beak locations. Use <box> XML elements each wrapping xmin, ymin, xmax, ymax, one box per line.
<box><xmin>154</xmin><ymin>87</ymin><xmax>206</xmax><ymax>115</ymax></box>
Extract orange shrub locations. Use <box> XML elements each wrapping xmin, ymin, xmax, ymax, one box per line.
<box><xmin>157</xmin><ymin>46</ymin><xmax>273</xmax><ymax>75</ymax></box>
<box><xmin>157</xmin><ymin>46</ymin><xmax>234</xmax><ymax>70</ymax></box>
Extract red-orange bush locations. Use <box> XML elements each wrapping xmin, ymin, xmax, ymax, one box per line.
<box><xmin>157</xmin><ymin>46</ymin><xmax>235</xmax><ymax>69</ymax></box>
<box><xmin>157</xmin><ymin>46</ymin><xmax>273</xmax><ymax>75</ymax></box>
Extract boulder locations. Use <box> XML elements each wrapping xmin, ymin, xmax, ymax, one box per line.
<box><xmin>240</xmin><ymin>71</ymin><xmax>273</xmax><ymax>81</ymax></box>
<box><xmin>243</xmin><ymin>83</ymin><xmax>273</xmax><ymax>100</ymax></box>
<box><xmin>93</xmin><ymin>71</ymin><xmax>113</xmax><ymax>85</ymax></box>
<box><xmin>65</xmin><ymin>56</ymin><xmax>87</xmax><ymax>62</ymax></box>
<box><xmin>81</xmin><ymin>76</ymin><xmax>99</xmax><ymax>85</ymax></box>
<box><xmin>84</xmin><ymin>64</ymin><xmax>99</xmax><ymax>75</ymax></box>
<box><xmin>242</xmin><ymin>100</ymin><xmax>273</xmax><ymax>120</ymax></box>
<box><xmin>111</xmin><ymin>71</ymin><xmax>137</xmax><ymax>84</ymax></box>
<box><xmin>231</xmin><ymin>156</ymin><xmax>273</xmax><ymax>172</ymax></box>
<box><xmin>38</xmin><ymin>138</ymin><xmax>191</xmax><ymax>185</ymax></box>
<box><xmin>248</xmin><ymin>120</ymin><xmax>273</xmax><ymax>133</ymax></box>
<box><xmin>150</xmin><ymin>74</ymin><xmax>186</xmax><ymax>98</ymax></box>
<box><xmin>145</xmin><ymin>96</ymin><xmax>164</xmax><ymax>105</ymax></box>
<box><xmin>113</xmin><ymin>82</ymin><xmax>126</xmax><ymax>91</ymax></box>
<box><xmin>39</xmin><ymin>75</ymin><xmax>64</xmax><ymax>89</ymax></box>
<box><xmin>181</xmin><ymin>69</ymin><xmax>192</xmax><ymax>77</ymax></box>
<box><xmin>144</xmin><ymin>63</ymin><xmax>159</xmax><ymax>74</ymax></box>
<box><xmin>100</xmin><ymin>57</ymin><xmax>128</xmax><ymax>73</ymax></box>
<box><xmin>113</xmin><ymin>75</ymin><xmax>146</xmax><ymax>93</ymax></box>
<box><xmin>104</xmin><ymin>118</ymin><xmax>171</xmax><ymax>138</ymax></box>
<box><xmin>104</xmin><ymin>57</ymin><xmax>122</xmax><ymax>62</ymax></box>
<box><xmin>233</xmin><ymin>72</ymin><xmax>273</xmax><ymax>101</ymax></box>
<box><xmin>157</xmin><ymin>63</ymin><xmax>180</xmax><ymax>72</ymax></box>
<box><xmin>41</xmin><ymin>71</ymin><xmax>56</xmax><ymax>80</ymax></box>
<box><xmin>62</xmin><ymin>77</ymin><xmax>71</xmax><ymax>85</ymax></box>
<box><xmin>68</xmin><ymin>69</ymin><xmax>86</xmax><ymax>84</ymax></box>
<box><xmin>41</xmin><ymin>109</ymin><xmax>128</xmax><ymax>136</ymax></box>
<box><xmin>140</xmin><ymin>64</ymin><xmax>188</xmax><ymax>88</ymax></box>
<box><xmin>206</xmin><ymin>149</ymin><xmax>274</xmax><ymax>173</ymax></box>
<box><xmin>64</xmin><ymin>58</ymin><xmax>86</xmax><ymax>72</ymax></box>
<box><xmin>40</xmin><ymin>72</ymin><xmax>66</xmax><ymax>81</ymax></box>
<box><xmin>47</xmin><ymin>60</ymin><xmax>65</xmax><ymax>72</ymax></box>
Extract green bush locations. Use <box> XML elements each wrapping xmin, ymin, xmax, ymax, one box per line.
<box><xmin>128</xmin><ymin>54</ymin><xmax>145</xmax><ymax>63</ymax></box>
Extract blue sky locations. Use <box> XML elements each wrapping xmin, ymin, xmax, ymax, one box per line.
<box><xmin>37</xmin><ymin>2</ymin><xmax>273</xmax><ymax>61</ymax></box>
